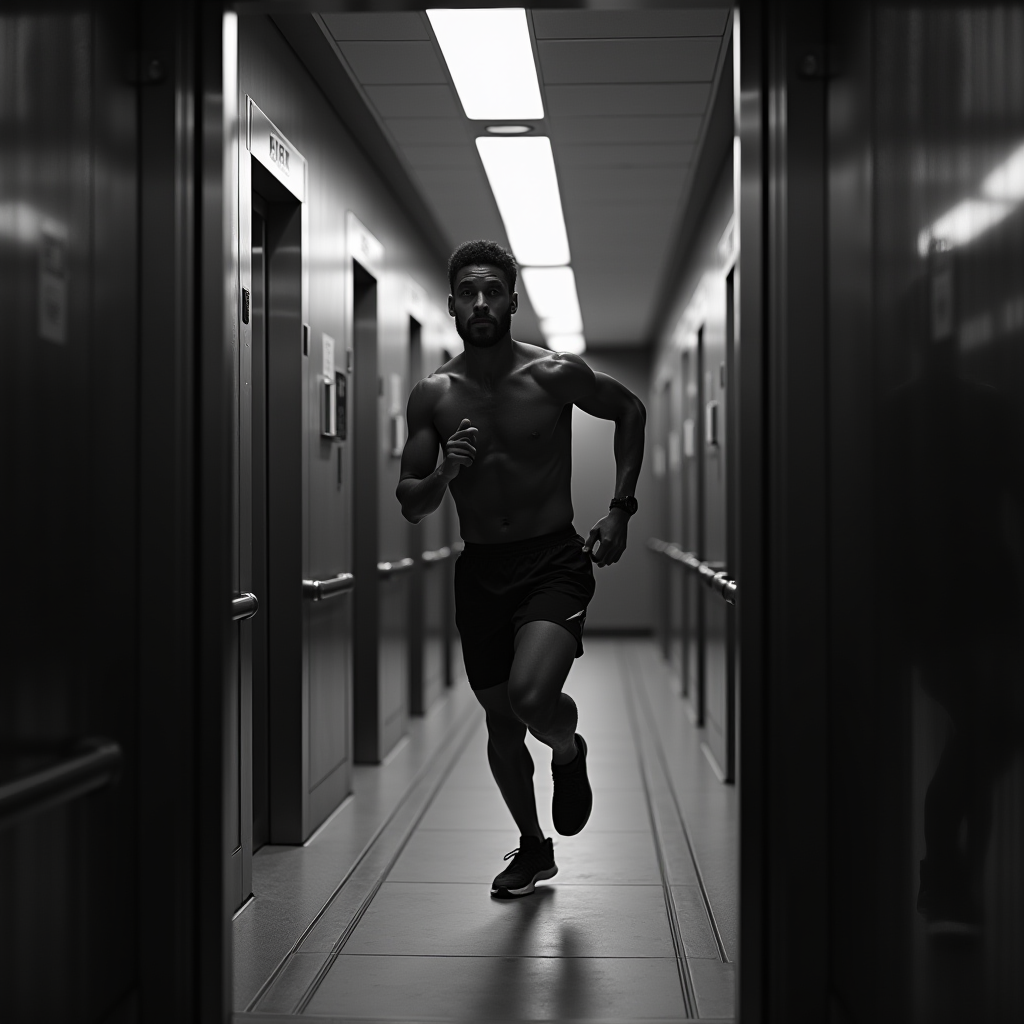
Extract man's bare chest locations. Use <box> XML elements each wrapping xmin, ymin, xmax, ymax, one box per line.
<box><xmin>434</xmin><ymin>379</ymin><xmax>568</xmax><ymax>459</ymax></box>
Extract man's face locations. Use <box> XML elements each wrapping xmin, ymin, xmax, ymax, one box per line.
<box><xmin>449</xmin><ymin>264</ymin><xmax>518</xmax><ymax>348</ymax></box>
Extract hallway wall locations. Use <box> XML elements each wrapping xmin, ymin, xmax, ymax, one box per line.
<box><xmin>571</xmin><ymin>349</ymin><xmax>656</xmax><ymax>634</ymax></box>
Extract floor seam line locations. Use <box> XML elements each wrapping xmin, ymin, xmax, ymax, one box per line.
<box><xmin>242</xmin><ymin>694</ymin><xmax>479</xmax><ymax>1013</ymax></box>
<box><xmin>291</xmin><ymin>708</ymin><xmax>482</xmax><ymax>1015</ymax></box>
<box><xmin>633</xmin><ymin>650</ymin><xmax>731</xmax><ymax>965</ymax></box>
<box><xmin>618</xmin><ymin>645</ymin><xmax>699</xmax><ymax>1019</ymax></box>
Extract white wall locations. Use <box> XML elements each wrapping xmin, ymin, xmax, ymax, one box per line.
<box><xmin>572</xmin><ymin>350</ymin><xmax>656</xmax><ymax>633</ymax></box>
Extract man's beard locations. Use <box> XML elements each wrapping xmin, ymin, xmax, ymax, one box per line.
<box><xmin>455</xmin><ymin>308</ymin><xmax>512</xmax><ymax>348</ymax></box>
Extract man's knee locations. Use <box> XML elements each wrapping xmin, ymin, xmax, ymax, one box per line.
<box><xmin>507</xmin><ymin>683</ymin><xmax>553</xmax><ymax>731</ymax></box>
<box><xmin>485</xmin><ymin>707</ymin><xmax>526</xmax><ymax>749</ymax></box>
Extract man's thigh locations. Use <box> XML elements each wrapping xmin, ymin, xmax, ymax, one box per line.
<box><xmin>508</xmin><ymin>620</ymin><xmax>578</xmax><ymax>707</ymax></box>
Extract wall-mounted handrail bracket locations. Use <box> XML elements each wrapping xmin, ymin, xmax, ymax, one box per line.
<box><xmin>377</xmin><ymin>557</ymin><xmax>416</xmax><ymax>579</ymax></box>
<box><xmin>420</xmin><ymin>546</ymin><xmax>452</xmax><ymax>565</ymax></box>
<box><xmin>302</xmin><ymin>572</ymin><xmax>355</xmax><ymax>601</ymax></box>
<box><xmin>0</xmin><ymin>737</ymin><xmax>122</xmax><ymax>830</ymax></box>
<box><xmin>647</xmin><ymin>537</ymin><xmax>738</xmax><ymax>606</ymax></box>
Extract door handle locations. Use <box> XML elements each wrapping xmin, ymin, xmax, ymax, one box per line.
<box><xmin>0</xmin><ymin>737</ymin><xmax>122</xmax><ymax>830</ymax></box>
<box><xmin>377</xmin><ymin>557</ymin><xmax>415</xmax><ymax>579</ymax></box>
<box><xmin>302</xmin><ymin>572</ymin><xmax>354</xmax><ymax>601</ymax></box>
<box><xmin>231</xmin><ymin>592</ymin><xmax>259</xmax><ymax>620</ymax></box>
<box><xmin>421</xmin><ymin>546</ymin><xmax>452</xmax><ymax>565</ymax></box>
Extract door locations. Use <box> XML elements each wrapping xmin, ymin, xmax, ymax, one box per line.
<box><xmin>682</xmin><ymin>335</ymin><xmax>706</xmax><ymax>721</ymax></box>
<box><xmin>378</xmin><ymin>296</ymin><xmax>412</xmax><ymax>751</ymax></box>
<box><xmin>239</xmin><ymin>99</ymin><xmax>352</xmax><ymax>848</ymax></box>
<box><xmin>408</xmin><ymin>316</ymin><xmax>449</xmax><ymax>715</ymax></box>
<box><xmin>653</xmin><ymin>380</ymin><xmax>672</xmax><ymax>660</ymax></box>
<box><xmin>703</xmin><ymin>281</ymin><xmax>733</xmax><ymax>781</ymax></box>
<box><xmin>250</xmin><ymin>203</ymin><xmax>270</xmax><ymax>851</ymax></box>
<box><xmin>352</xmin><ymin>228</ymin><xmax>410</xmax><ymax>762</ymax></box>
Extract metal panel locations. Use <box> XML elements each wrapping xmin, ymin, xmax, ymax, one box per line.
<box><xmin>533</xmin><ymin>9</ymin><xmax>731</xmax><ymax>39</ymax></box>
<box><xmin>546</xmin><ymin>83</ymin><xmax>711</xmax><ymax>117</ymax></box>
<box><xmin>321</xmin><ymin>12</ymin><xmax>429</xmax><ymax>41</ymax></box>
<box><xmin>551</xmin><ymin>115</ymin><xmax>702</xmax><ymax>145</ymax></box>
<box><xmin>555</xmin><ymin>143</ymin><xmax>695</xmax><ymax>167</ymax></box>
<box><xmin>385</xmin><ymin>117</ymin><xmax>470</xmax><ymax>147</ymax></box>
<box><xmin>338</xmin><ymin>41</ymin><xmax>447</xmax><ymax>84</ymax></box>
<box><xmin>365</xmin><ymin>84</ymin><xmax>461</xmax><ymax>118</ymax></box>
<box><xmin>537</xmin><ymin>38</ymin><xmax>722</xmax><ymax>85</ymax></box>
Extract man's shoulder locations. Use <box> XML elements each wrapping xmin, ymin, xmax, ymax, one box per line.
<box><xmin>408</xmin><ymin>369</ymin><xmax>453</xmax><ymax>416</ymax></box>
<box><xmin>517</xmin><ymin>343</ymin><xmax>594</xmax><ymax>397</ymax></box>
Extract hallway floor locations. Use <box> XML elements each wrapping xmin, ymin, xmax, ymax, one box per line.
<box><xmin>233</xmin><ymin>639</ymin><xmax>736</xmax><ymax>1023</ymax></box>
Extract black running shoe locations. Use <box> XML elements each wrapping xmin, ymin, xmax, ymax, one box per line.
<box><xmin>551</xmin><ymin>733</ymin><xmax>593</xmax><ymax>836</ymax></box>
<box><xmin>490</xmin><ymin>836</ymin><xmax>557</xmax><ymax>899</ymax></box>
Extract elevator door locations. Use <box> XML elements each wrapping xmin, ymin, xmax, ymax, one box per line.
<box><xmin>703</xmin><ymin>292</ymin><xmax>732</xmax><ymax>779</ymax></box>
<box><xmin>409</xmin><ymin>316</ymin><xmax>447</xmax><ymax>715</ymax></box>
<box><xmin>250</xmin><ymin>203</ymin><xmax>270</xmax><ymax>850</ymax></box>
<box><xmin>682</xmin><ymin>335</ymin><xmax>705</xmax><ymax>722</ymax></box>
<box><xmin>353</xmin><ymin>261</ymin><xmax>409</xmax><ymax>761</ymax></box>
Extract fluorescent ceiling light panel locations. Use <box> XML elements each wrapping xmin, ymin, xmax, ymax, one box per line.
<box><xmin>982</xmin><ymin>143</ymin><xmax>1024</xmax><ymax>201</ymax></box>
<box><xmin>540</xmin><ymin>313</ymin><xmax>583</xmax><ymax>335</ymax></box>
<box><xmin>427</xmin><ymin>9</ymin><xmax>544</xmax><ymax>120</ymax></box>
<box><xmin>477</xmin><ymin>138</ymin><xmax>570</xmax><ymax>266</ymax></box>
<box><xmin>547</xmin><ymin>333</ymin><xmax>586</xmax><ymax>354</ymax></box>
<box><xmin>917</xmin><ymin>198</ymin><xmax>1012</xmax><ymax>257</ymax></box>
<box><xmin>521</xmin><ymin>266</ymin><xmax>582</xmax><ymax>322</ymax></box>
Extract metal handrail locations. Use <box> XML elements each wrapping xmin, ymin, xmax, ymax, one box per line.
<box><xmin>231</xmin><ymin>592</ymin><xmax>259</xmax><ymax>621</ymax></box>
<box><xmin>377</xmin><ymin>557</ymin><xmax>416</xmax><ymax>579</ymax></box>
<box><xmin>421</xmin><ymin>546</ymin><xmax>452</xmax><ymax>565</ymax></box>
<box><xmin>302</xmin><ymin>572</ymin><xmax>355</xmax><ymax>601</ymax></box>
<box><xmin>647</xmin><ymin>537</ymin><xmax>738</xmax><ymax>606</ymax></box>
<box><xmin>0</xmin><ymin>738</ymin><xmax>122</xmax><ymax>829</ymax></box>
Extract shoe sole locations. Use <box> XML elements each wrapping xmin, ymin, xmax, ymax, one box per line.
<box><xmin>553</xmin><ymin>734</ymin><xmax>592</xmax><ymax>837</ymax></box>
<box><xmin>490</xmin><ymin>865</ymin><xmax>558</xmax><ymax>899</ymax></box>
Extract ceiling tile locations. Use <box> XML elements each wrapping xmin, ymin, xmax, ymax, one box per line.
<box><xmin>545</xmin><ymin>83</ymin><xmax>710</xmax><ymax>117</ymax></box>
<box><xmin>538</xmin><ymin>38</ymin><xmax>721</xmax><ymax>84</ymax></box>
<box><xmin>339</xmin><ymin>41</ymin><xmax>448</xmax><ymax>84</ymax></box>
<box><xmin>386</xmin><ymin>118</ymin><xmax>469</xmax><ymax>146</ymax></box>
<box><xmin>533</xmin><ymin>9</ymin><xmax>730</xmax><ymax>39</ymax></box>
<box><xmin>551</xmin><ymin>115</ymin><xmax>702</xmax><ymax>145</ymax></box>
<box><xmin>400</xmin><ymin>145</ymin><xmax>476</xmax><ymax>168</ymax></box>
<box><xmin>322</xmin><ymin>12</ymin><xmax>430</xmax><ymax>41</ymax></box>
<box><xmin>564</xmin><ymin>205</ymin><xmax>684</xmax><ymax>229</ymax></box>
<box><xmin>555</xmin><ymin>144</ymin><xmax>694</xmax><ymax>167</ymax></box>
<box><xmin>560</xmin><ymin>166</ymin><xmax>688</xmax><ymax>192</ymax></box>
<box><xmin>364</xmin><ymin>85</ymin><xmax>461</xmax><ymax>119</ymax></box>
<box><xmin>410</xmin><ymin>165</ymin><xmax>487</xmax><ymax>187</ymax></box>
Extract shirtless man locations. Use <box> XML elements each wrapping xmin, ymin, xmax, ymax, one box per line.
<box><xmin>397</xmin><ymin>240</ymin><xmax>646</xmax><ymax>899</ymax></box>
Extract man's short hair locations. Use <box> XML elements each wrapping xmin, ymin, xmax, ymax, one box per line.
<box><xmin>448</xmin><ymin>240</ymin><xmax>517</xmax><ymax>294</ymax></box>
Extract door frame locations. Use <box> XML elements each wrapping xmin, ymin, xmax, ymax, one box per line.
<box><xmin>237</xmin><ymin>97</ymin><xmax>313</xmax><ymax>853</ymax></box>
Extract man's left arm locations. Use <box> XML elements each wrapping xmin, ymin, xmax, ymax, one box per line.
<box><xmin>572</xmin><ymin>369</ymin><xmax>647</xmax><ymax>567</ymax></box>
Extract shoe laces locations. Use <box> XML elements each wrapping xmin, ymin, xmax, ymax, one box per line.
<box><xmin>504</xmin><ymin>841</ymin><xmax>547</xmax><ymax>862</ymax></box>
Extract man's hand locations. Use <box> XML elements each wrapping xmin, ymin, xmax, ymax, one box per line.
<box><xmin>582</xmin><ymin>508</ymin><xmax>629</xmax><ymax>567</ymax></box>
<box><xmin>442</xmin><ymin>418</ymin><xmax>477</xmax><ymax>479</ymax></box>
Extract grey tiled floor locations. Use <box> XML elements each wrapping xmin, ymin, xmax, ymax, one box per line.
<box><xmin>235</xmin><ymin>640</ymin><xmax>736</xmax><ymax>1022</ymax></box>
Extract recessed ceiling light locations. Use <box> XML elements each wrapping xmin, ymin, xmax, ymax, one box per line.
<box><xmin>485</xmin><ymin>125</ymin><xmax>534</xmax><ymax>135</ymax></box>
<box><xmin>427</xmin><ymin>9</ymin><xmax>544</xmax><ymax>120</ymax></box>
<box><xmin>476</xmin><ymin>137</ymin><xmax>570</xmax><ymax>266</ymax></box>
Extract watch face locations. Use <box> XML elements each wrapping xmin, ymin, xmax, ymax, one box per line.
<box><xmin>612</xmin><ymin>497</ymin><xmax>638</xmax><ymax>514</ymax></box>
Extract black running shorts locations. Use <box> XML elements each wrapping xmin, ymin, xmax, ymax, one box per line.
<box><xmin>454</xmin><ymin>525</ymin><xmax>596</xmax><ymax>690</ymax></box>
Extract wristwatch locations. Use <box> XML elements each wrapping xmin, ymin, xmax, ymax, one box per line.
<box><xmin>609</xmin><ymin>496</ymin><xmax>638</xmax><ymax>516</ymax></box>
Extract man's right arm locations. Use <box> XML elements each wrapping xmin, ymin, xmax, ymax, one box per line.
<box><xmin>396</xmin><ymin>380</ymin><xmax>476</xmax><ymax>523</ymax></box>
